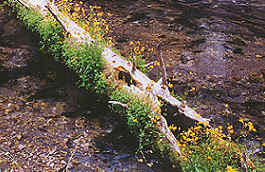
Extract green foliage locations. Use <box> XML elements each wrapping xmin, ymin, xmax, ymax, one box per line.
<box><xmin>10</xmin><ymin>2</ymin><xmax>107</xmax><ymax>95</ymax></box>
<box><xmin>14</xmin><ymin>3</ymin><xmax>64</xmax><ymax>60</ymax></box>
<box><xmin>110</xmin><ymin>89</ymin><xmax>158</xmax><ymax>155</ymax></box>
<box><xmin>62</xmin><ymin>42</ymin><xmax>107</xmax><ymax>94</ymax></box>
<box><xmin>179</xmin><ymin>138</ymin><xmax>241</xmax><ymax>172</ymax></box>
<box><xmin>135</xmin><ymin>56</ymin><xmax>147</xmax><ymax>73</ymax></box>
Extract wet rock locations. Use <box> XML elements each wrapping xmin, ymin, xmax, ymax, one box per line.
<box><xmin>187</xmin><ymin>38</ymin><xmax>206</xmax><ymax>48</ymax></box>
<box><xmin>247</xmin><ymin>72</ymin><xmax>264</xmax><ymax>83</ymax></box>
<box><xmin>228</xmin><ymin>89</ymin><xmax>242</xmax><ymax>97</ymax></box>
<box><xmin>180</xmin><ymin>54</ymin><xmax>194</xmax><ymax>64</ymax></box>
<box><xmin>200</xmin><ymin>104</ymin><xmax>209</xmax><ymax>110</ymax></box>
<box><xmin>228</xmin><ymin>37</ymin><xmax>247</xmax><ymax>46</ymax></box>
<box><xmin>233</xmin><ymin>47</ymin><xmax>243</xmax><ymax>54</ymax></box>
<box><xmin>2</xmin><ymin>19</ymin><xmax>18</xmax><ymax>37</ymax></box>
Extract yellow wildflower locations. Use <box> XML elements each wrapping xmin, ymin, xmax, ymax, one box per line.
<box><xmin>194</xmin><ymin>125</ymin><xmax>202</xmax><ymax>130</ymax></box>
<box><xmin>248</xmin><ymin>122</ymin><xmax>256</xmax><ymax>132</ymax></box>
<box><xmin>169</xmin><ymin>124</ymin><xmax>177</xmax><ymax>131</ymax></box>
<box><xmin>190</xmin><ymin>87</ymin><xmax>196</xmax><ymax>92</ymax></box>
<box><xmin>229</xmin><ymin>129</ymin><xmax>234</xmax><ymax>134</ymax></box>
<box><xmin>94</xmin><ymin>6</ymin><xmax>101</xmax><ymax>9</ymax></box>
<box><xmin>239</xmin><ymin>118</ymin><xmax>244</xmax><ymax>123</ymax></box>
<box><xmin>168</xmin><ymin>83</ymin><xmax>173</xmax><ymax>88</ymax></box>
<box><xmin>74</xmin><ymin>7</ymin><xmax>80</xmax><ymax>11</ymax></box>
<box><xmin>154</xmin><ymin>60</ymin><xmax>160</xmax><ymax>66</ymax></box>
<box><xmin>97</xmin><ymin>12</ymin><xmax>103</xmax><ymax>17</ymax></box>
<box><xmin>151</xmin><ymin>118</ymin><xmax>157</xmax><ymax>123</ymax></box>
<box><xmin>195</xmin><ymin>113</ymin><xmax>201</xmax><ymax>117</ymax></box>
<box><xmin>227</xmin><ymin>166</ymin><xmax>237</xmax><ymax>172</ymax></box>
<box><xmin>72</xmin><ymin>12</ymin><xmax>78</xmax><ymax>17</ymax></box>
<box><xmin>149</xmin><ymin>65</ymin><xmax>154</xmax><ymax>70</ymax></box>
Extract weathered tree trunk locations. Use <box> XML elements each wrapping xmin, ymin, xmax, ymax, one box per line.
<box><xmin>11</xmin><ymin>0</ymin><xmax>210</xmax><ymax>163</ymax></box>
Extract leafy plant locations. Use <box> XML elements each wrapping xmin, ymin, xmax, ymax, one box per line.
<box><xmin>62</xmin><ymin>41</ymin><xmax>107</xmax><ymax>94</ymax></box>
<box><xmin>110</xmin><ymin>89</ymin><xmax>159</xmax><ymax>156</ymax></box>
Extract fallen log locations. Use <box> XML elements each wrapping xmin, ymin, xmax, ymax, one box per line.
<box><xmin>9</xmin><ymin>0</ymin><xmax>210</xmax><ymax>164</ymax></box>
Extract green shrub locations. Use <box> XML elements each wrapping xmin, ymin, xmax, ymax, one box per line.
<box><xmin>110</xmin><ymin>89</ymin><xmax>159</xmax><ymax>155</ymax></box>
<box><xmin>62</xmin><ymin>41</ymin><xmax>107</xmax><ymax>94</ymax></box>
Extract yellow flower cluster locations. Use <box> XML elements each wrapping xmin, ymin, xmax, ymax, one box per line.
<box><xmin>239</xmin><ymin>118</ymin><xmax>256</xmax><ymax>132</ymax></box>
<box><xmin>55</xmin><ymin>0</ymin><xmax>110</xmax><ymax>42</ymax></box>
<box><xmin>151</xmin><ymin>115</ymin><xmax>160</xmax><ymax>123</ymax></box>
<box><xmin>226</xmin><ymin>166</ymin><xmax>237</xmax><ymax>172</ymax></box>
<box><xmin>148</xmin><ymin>60</ymin><xmax>160</xmax><ymax>71</ymax></box>
<box><xmin>129</xmin><ymin>41</ymin><xmax>145</xmax><ymax>58</ymax></box>
<box><xmin>227</xmin><ymin>123</ymin><xmax>234</xmax><ymax>134</ymax></box>
<box><xmin>169</xmin><ymin>124</ymin><xmax>177</xmax><ymax>131</ymax></box>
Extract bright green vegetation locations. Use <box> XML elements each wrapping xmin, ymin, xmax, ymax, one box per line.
<box><xmin>62</xmin><ymin>42</ymin><xmax>107</xmax><ymax>94</ymax></box>
<box><xmin>10</xmin><ymin>1</ymin><xmax>107</xmax><ymax>94</ymax></box>
<box><xmin>109</xmin><ymin>89</ymin><xmax>160</xmax><ymax>155</ymax></box>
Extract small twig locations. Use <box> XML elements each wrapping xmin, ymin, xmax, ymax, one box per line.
<box><xmin>108</xmin><ymin>101</ymin><xmax>128</xmax><ymax>108</ymax></box>
<box><xmin>45</xmin><ymin>4</ymin><xmax>67</xmax><ymax>33</ymax></box>
<box><xmin>158</xmin><ymin>48</ymin><xmax>167</xmax><ymax>87</ymax></box>
<box><xmin>16</xmin><ymin>0</ymin><xmax>29</xmax><ymax>8</ymax></box>
<box><xmin>65</xmin><ymin>149</ymin><xmax>75</xmax><ymax>172</ymax></box>
<box><xmin>144</xmin><ymin>61</ymin><xmax>154</xmax><ymax>67</ymax></box>
<box><xmin>157</xmin><ymin>78</ymin><xmax>163</xmax><ymax>86</ymax></box>
<box><xmin>132</xmin><ymin>55</ymin><xmax>136</xmax><ymax>74</ymax></box>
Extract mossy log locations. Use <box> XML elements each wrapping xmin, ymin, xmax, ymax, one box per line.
<box><xmin>11</xmin><ymin>0</ymin><xmax>210</xmax><ymax>164</ymax></box>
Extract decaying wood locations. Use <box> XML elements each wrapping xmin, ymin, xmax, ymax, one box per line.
<box><xmin>46</xmin><ymin>5</ymin><xmax>67</xmax><ymax>33</ymax></box>
<box><xmin>14</xmin><ymin>0</ymin><xmax>210</xmax><ymax>159</ymax></box>
<box><xmin>132</xmin><ymin>55</ymin><xmax>137</xmax><ymax>74</ymax></box>
<box><xmin>158</xmin><ymin>50</ymin><xmax>167</xmax><ymax>87</ymax></box>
